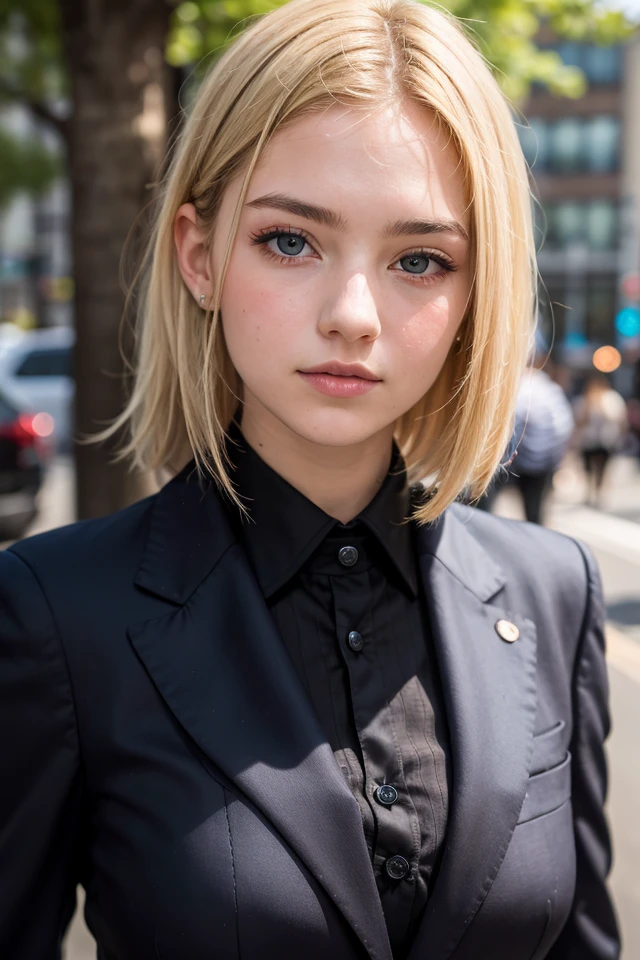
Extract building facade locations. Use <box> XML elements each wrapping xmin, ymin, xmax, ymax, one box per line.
<box><xmin>519</xmin><ymin>32</ymin><xmax>640</xmax><ymax>391</ymax></box>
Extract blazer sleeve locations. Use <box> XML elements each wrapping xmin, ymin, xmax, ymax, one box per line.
<box><xmin>547</xmin><ymin>541</ymin><xmax>621</xmax><ymax>960</ymax></box>
<box><xmin>0</xmin><ymin>548</ymin><xmax>84</xmax><ymax>958</ymax></box>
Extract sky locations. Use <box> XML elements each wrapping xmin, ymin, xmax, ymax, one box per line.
<box><xmin>604</xmin><ymin>0</ymin><xmax>640</xmax><ymax>17</ymax></box>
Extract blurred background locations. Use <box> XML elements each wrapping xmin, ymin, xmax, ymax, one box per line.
<box><xmin>1</xmin><ymin>0</ymin><xmax>640</xmax><ymax>955</ymax></box>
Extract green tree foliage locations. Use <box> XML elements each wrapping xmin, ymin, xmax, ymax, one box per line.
<box><xmin>1</xmin><ymin>0</ymin><xmax>635</xmax><ymax>140</ymax></box>
<box><xmin>0</xmin><ymin>1</ymin><xmax>67</xmax><ymax>204</ymax></box>
<box><xmin>166</xmin><ymin>0</ymin><xmax>636</xmax><ymax>101</ymax></box>
<box><xmin>0</xmin><ymin>0</ymin><xmax>67</xmax><ymax>122</ymax></box>
<box><xmin>0</xmin><ymin>128</ymin><xmax>61</xmax><ymax>207</ymax></box>
<box><xmin>448</xmin><ymin>0</ymin><xmax>635</xmax><ymax>99</ymax></box>
<box><xmin>0</xmin><ymin>0</ymin><xmax>635</xmax><ymax>210</ymax></box>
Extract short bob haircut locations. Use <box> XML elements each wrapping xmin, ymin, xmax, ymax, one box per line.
<box><xmin>106</xmin><ymin>0</ymin><xmax>536</xmax><ymax>525</ymax></box>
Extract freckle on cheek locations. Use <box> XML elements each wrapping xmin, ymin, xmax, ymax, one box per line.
<box><xmin>402</xmin><ymin>303</ymin><xmax>451</xmax><ymax>349</ymax></box>
<box><xmin>401</xmin><ymin>319</ymin><xmax>441</xmax><ymax>350</ymax></box>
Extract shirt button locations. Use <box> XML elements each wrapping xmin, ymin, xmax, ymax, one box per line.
<box><xmin>347</xmin><ymin>631</ymin><xmax>364</xmax><ymax>652</ymax></box>
<box><xmin>385</xmin><ymin>855</ymin><xmax>410</xmax><ymax>881</ymax></box>
<box><xmin>375</xmin><ymin>784</ymin><xmax>398</xmax><ymax>806</ymax></box>
<box><xmin>338</xmin><ymin>545</ymin><xmax>358</xmax><ymax>567</ymax></box>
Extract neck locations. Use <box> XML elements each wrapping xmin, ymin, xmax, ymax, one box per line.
<box><xmin>238</xmin><ymin>406</ymin><xmax>394</xmax><ymax>524</ymax></box>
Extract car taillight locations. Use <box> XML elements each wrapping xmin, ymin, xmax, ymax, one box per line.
<box><xmin>0</xmin><ymin>413</ymin><xmax>55</xmax><ymax>452</ymax></box>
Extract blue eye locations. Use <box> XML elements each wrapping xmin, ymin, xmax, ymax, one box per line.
<box><xmin>250</xmin><ymin>228</ymin><xmax>318</xmax><ymax>261</ymax></box>
<box><xmin>400</xmin><ymin>254</ymin><xmax>431</xmax><ymax>274</ymax></box>
<box><xmin>276</xmin><ymin>234</ymin><xmax>307</xmax><ymax>256</ymax></box>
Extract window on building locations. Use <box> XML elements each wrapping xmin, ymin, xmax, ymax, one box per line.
<box><xmin>538</xmin><ymin>278</ymin><xmax>569</xmax><ymax>346</ymax></box>
<box><xmin>583</xmin><ymin>44</ymin><xmax>622</xmax><ymax>84</ymax></box>
<box><xmin>584</xmin><ymin>116</ymin><xmax>620</xmax><ymax>172</ymax></box>
<box><xmin>585</xmin><ymin>276</ymin><xmax>617</xmax><ymax>342</ymax></box>
<box><xmin>550</xmin><ymin>202</ymin><xmax>585</xmax><ymax>247</ymax></box>
<box><xmin>518</xmin><ymin>124</ymin><xmax>537</xmax><ymax>169</ymax></box>
<box><xmin>552</xmin><ymin>42</ymin><xmax>622</xmax><ymax>84</ymax></box>
<box><xmin>532</xmin><ymin>200</ymin><xmax>549</xmax><ymax>250</ymax></box>
<box><xmin>542</xmin><ymin>201</ymin><xmax>619</xmax><ymax>252</ymax></box>
<box><xmin>548</xmin><ymin>118</ymin><xmax>583</xmax><ymax>173</ymax></box>
<box><xmin>585</xmin><ymin>201</ymin><xmax>618</xmax><ymax>250</ymax></box>
<box><xmin>523</xmin><ymin>114</ymin><xmax>619</xmax><ymax>175</ymax></box>
<box><xmin>555</xmin><ymin>41</ymin><xmax>582</xmax><ymax>69</ymax></box>
<box><xmin>518</xmin><ymin>117</ymin><xmax>548</xmax><ymax>171</ymax></box>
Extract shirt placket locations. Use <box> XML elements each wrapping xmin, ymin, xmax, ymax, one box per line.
<box><xmin>328</xmin><ymin>540</ymin><xmax>420</xmax><ymax>945</ymax></box>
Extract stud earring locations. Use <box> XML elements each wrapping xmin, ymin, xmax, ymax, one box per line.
<box><xmin>199</xmin><ymin>293</ymin><xmax>206</xmax><ymax>307</ymax></box>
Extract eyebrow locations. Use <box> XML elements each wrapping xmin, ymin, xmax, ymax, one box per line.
<box><xmin>245</xmin><ymin>193</ymin><xmax>469</xmax><ymax>242</ymax></box>
<box><xmin>245</xmin><ymin>193</ymin><xmax>347</xmax><ymax>231</ymax></box>
<box><xmin>384</xmin><ymin>217</ymin><xmax>469</xmax><ymax>242</ymax></box>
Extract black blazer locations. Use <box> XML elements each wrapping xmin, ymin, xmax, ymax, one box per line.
<box><xmin>0</xmin><ymin>465</ymin><xmax>619</xmax><ymax>960</ymax></box>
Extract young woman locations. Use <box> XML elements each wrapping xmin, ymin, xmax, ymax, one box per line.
<box><xmin>573</xmin><ymin>374</ymin><xmax>628</xmax><ymax>508</ymax></box>
<box><xmin>0</xmin><ymin>1</ymin><xmax>619</xmax><ymax>958</ymax></box>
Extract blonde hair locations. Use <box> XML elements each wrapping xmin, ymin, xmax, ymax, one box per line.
<box><xmin>103</xmin><ymin>0</ymin><xmax>536</xmax><ymax>523</ymax></box>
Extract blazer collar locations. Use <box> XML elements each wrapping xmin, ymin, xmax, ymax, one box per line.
<box><xmin>132</xmin><ymin>470</ymin><xmax>394</xmax><ymax>960</ymax></box>
<box><xmin>134</xmin><ymin>457</ymin><xmax>501</xmax><ymax>608</ymax></box>
<box><xmin>415</xmin><ymin>503</ymin><xmax>507</xmax><ymax>603</ymax></box>
<box><xmin>408</xmin><ymin>507</ymin><xmax>538</xmax><ymax>960</ymax></box>
<box><xmin>132</xmin><ymin>472</ymin><xmax>537</xmax><ymax>960</ymax></box>
<box><xmin>134</xmin><ymin>461</ymin><xmax>235</xmax><ymax>605</ymax></box>
<box><xmin>225</xmin><ymin>420</ymin><xmax>418</xmax><ymax>598</ymax></box>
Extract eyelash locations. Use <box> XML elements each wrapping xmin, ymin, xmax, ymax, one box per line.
<box><xmin>248</xmin><ymin>226</ymin><xmax>458</xmax><ymax>282</ymax></box>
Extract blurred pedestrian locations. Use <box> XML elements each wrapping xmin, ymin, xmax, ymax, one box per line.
<box><xmin>573</xmin><ymin>374</ymin><xmax>628</xmax><ymax>508</ymax></box>
<box><xmin>0</xmin><ymin>1</ymin><xmax>618</xmax><ymax>959</ymax></box>
<box><xmin>509</xmin><ymin>353</ymin><xmax>575</xmax><ymax>525</ymax></box>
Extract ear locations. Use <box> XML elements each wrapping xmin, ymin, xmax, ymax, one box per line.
<box><xmin>174</xmin><ymin>203</ymin><xmax>213</xmax><ymax>307</ymax></box>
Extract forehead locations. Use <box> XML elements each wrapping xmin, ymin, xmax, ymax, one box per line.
<box><xmin>247</xmin><ymin>103</ymin><xmax>469</xmax><ymax>230</ymax></box>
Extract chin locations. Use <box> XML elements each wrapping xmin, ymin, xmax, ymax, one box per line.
<box><xmin>281</xmin><ymin>409</ymin><xmax>394</xmax><ymax>449</ymax></box>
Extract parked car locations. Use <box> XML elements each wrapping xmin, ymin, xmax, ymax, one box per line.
<box><xmin>0</xmin><ymin>326</ymin><xmax>74</xmax><ymax>453</ymax></box>
<box><xmin>0</xmin><ymin>388</ymin><xmax>54</xmax><ymax>540</ymax></box>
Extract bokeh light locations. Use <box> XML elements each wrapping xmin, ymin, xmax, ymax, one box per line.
<box><xmin>615</xmin><ymin>306</ymin><xmax>640</xmax><ymax>338</ymax></box>
<box><xmin>31</xmin><ymin>412</ymin><xmax>55</xmax><ymax>438</ymax></box>
<box><xmin>592</xmin><ymin>345</ymin><xmax>621</xmax><ymax>373</ymax></box>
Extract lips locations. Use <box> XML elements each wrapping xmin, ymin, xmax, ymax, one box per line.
<box><xmin>299</xmin><ymin>361</ymin><xmax>381</xmax><ymax>381</ymax></box>
<box><xmin>297</xmin><ymin>368</ymin><xmax>381</xmax><ymax>398</ymax></box>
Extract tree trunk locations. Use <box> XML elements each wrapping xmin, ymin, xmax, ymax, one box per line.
<box><xmin>58</xmin><ymin>0</ymin><xmax>173</xmax><ymax>518</ymax></box>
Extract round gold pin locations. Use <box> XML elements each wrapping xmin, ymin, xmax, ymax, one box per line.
<box><xmin>495</xmin><ymin>619</ymin><xmax>519</xmax><ymax>643</ymax></box>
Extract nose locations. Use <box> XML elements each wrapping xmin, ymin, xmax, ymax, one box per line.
<box><xmin>317</xmin><ymin>271</ymin><xmax>382</xmax><ymax>342</ymax></box>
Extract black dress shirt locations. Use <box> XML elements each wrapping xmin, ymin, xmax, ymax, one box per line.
<box><xmin>224</xmin><ymin>421</ymin><xmax>451</xmax><ymax>959</ymax></box>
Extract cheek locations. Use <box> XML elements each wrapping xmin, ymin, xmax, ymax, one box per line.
<box><xmin>397</xmin><ymin>295</ymin><xmax>457</xmax><ymax>357</ymax></box>
<box><xmin>221</xmin><ymin>264</ymin><xmax>300</xmax><ymax>354</ymax></box>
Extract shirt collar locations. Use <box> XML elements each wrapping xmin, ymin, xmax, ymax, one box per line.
<box><xmin>224</xmin><ymin>419</ymin><xmax>418</xmax><ymax>599</ymax></box>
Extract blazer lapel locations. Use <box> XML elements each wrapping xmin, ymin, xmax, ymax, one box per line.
<box><xmin>128</xmin><ymin>470</ymin><xmax>392</xmax><ymax>960</ymax></box>
<box><xmin>408</xmin><ymin>507</ymin><xmax>538</xmax><ymax>960</ymax></box>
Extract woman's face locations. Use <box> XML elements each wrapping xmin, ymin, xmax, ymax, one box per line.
<box><xmin>214</xmin><ymin>102</ymin><xmax>472</xmax><ymax>449</ymax></box>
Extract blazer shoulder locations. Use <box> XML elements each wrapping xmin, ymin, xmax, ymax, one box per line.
<box><xmin>7</xmin><ymin>490</ymin><xmax>158</xmax><ymax>587</ymax></box>
<box><xmin>448</xmin><ymin>502</ymin><xmax>592</xmax><ymax>610</ymax></box>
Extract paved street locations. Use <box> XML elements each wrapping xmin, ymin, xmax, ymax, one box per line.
<box><xmin>7</xmin><ymin>455</ymin><xmax>639</xmax><ymax>958</ymax></box>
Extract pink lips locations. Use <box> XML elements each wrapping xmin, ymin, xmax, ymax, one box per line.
<box><xmin>298</xmin><ymin>361</ymin><xmax>382</xmax><ymax>399</ymax></box>
<box><xmin>298</xmin><ymin>372</ymin><xmax>379</xmax><ymax>397</ymax></box>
